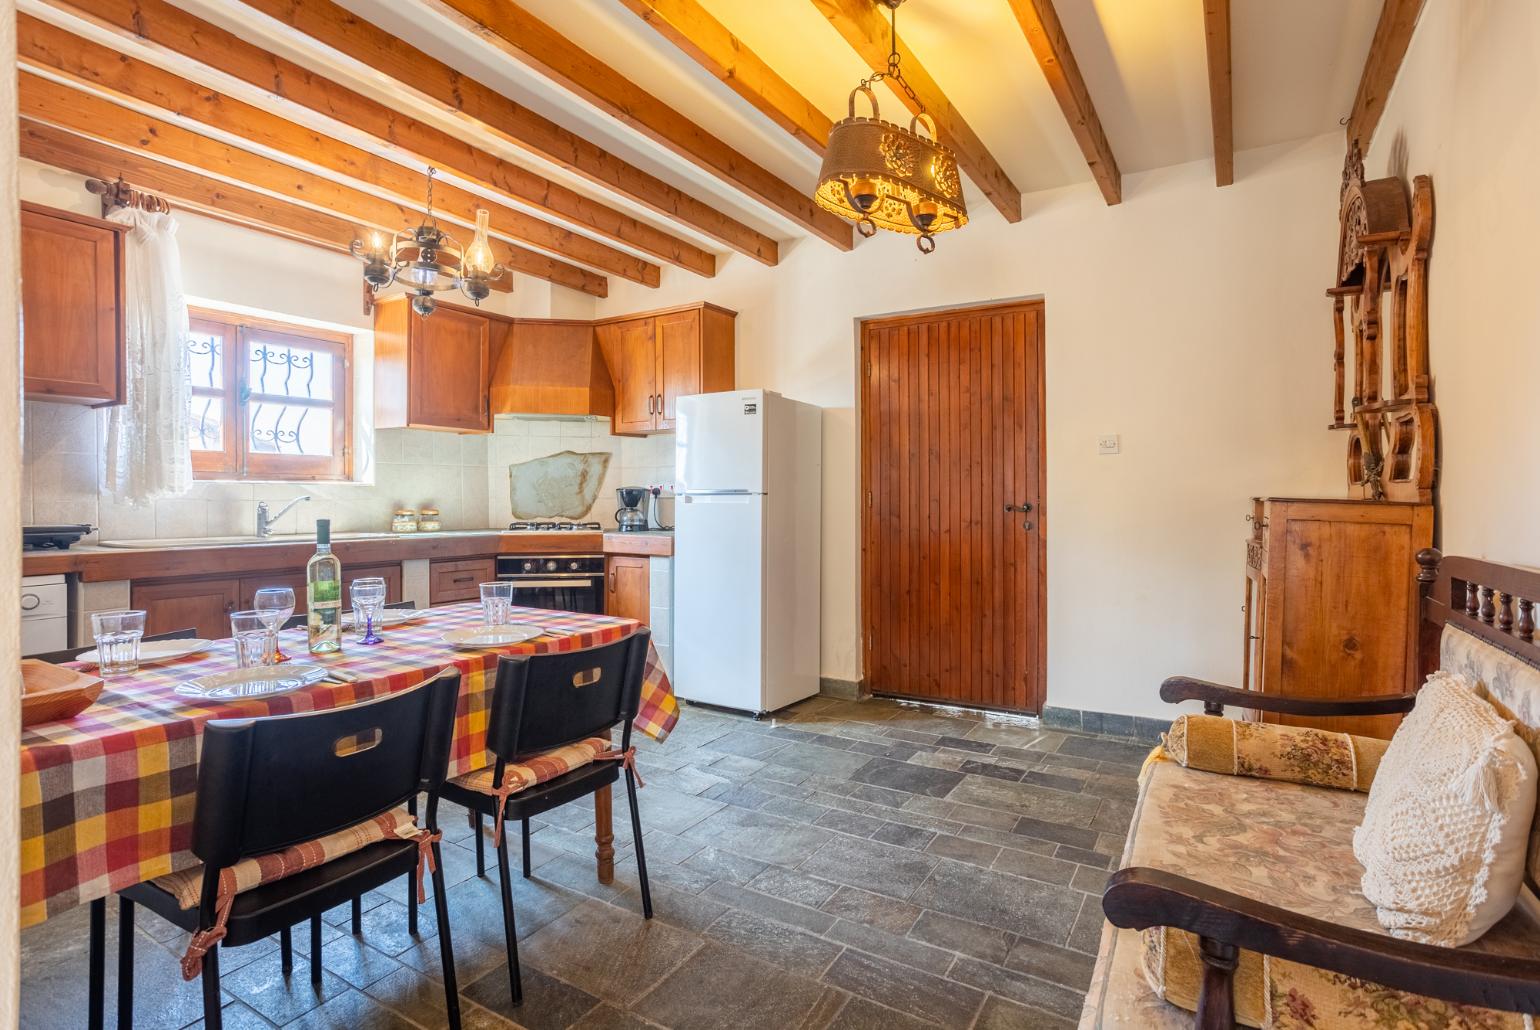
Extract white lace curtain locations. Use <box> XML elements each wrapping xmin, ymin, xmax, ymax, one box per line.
<box><xmin>101</xmin><ymin>208</ymin><xmax>193</xmax><ymax>505</ymax></box>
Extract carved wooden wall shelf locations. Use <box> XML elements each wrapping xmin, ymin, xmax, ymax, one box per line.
<box><xmin>1330</xmin><ymin>144</ymin><xmax>1437</xmax><ymax>504</ymax></box>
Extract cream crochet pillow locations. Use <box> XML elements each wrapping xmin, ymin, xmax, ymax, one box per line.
<box><xmin>1353</xmin><ymin>670</ymin><xmax>1537</xmax><ymax>946</ymax></box>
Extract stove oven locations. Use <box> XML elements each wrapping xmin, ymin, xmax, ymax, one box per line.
<box><xmin>495</xmin><ymin>553</ymin><xmax>605</xmax><ymax>614</ymax></box>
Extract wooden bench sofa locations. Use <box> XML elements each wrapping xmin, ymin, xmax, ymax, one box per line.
<box><xmin>1080</xmin><ymin>551</ymin><xmax>1540</xmax><ymax>1028</ymax></box>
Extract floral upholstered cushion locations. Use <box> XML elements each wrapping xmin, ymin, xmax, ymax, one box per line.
<box><xmin>1078</xmin><ymin>759</ymin><xmax>1540</xmax><ymax>1028</ymax></box>
<box><xmin>1163</xmin><ymin>714</ymin><xmax>1387</xmax><ymax>791</ymax></box>
<box><xmin>1442</xmin><ymin>625</ymin><xmax>1540</xmax><ymax>889</ymax></box>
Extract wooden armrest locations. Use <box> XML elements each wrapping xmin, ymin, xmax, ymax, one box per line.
<box><xmin>1103</xmin><ymin>867</ymin><xmax>1540</xmax><ymax>1013</ymax></box>
<box><xmin>1160</xmin><ymin>676</ymin><xmax>1417</xmax><ymax>717</ymax></box>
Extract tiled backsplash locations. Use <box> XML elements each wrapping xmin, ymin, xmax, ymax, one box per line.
<box><xmin>485</xmin><ymin>416</ymin><xmax>675</xmax><ymax>527</ymax></box>
<box><xmin>20</xmin><ymin>402</ymin><xmax>672</xmax><ymax>542</ymax></box>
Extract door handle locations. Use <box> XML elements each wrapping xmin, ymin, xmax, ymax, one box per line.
<box><xmin>647</xmin><ymin>394</ymin><xmax>654</xmax><ymax>415</ymax></box>
<box><xmin>1003</xmin><ymin>503</ymin><xmax>1033</xmax><ymax>513</ymax></box>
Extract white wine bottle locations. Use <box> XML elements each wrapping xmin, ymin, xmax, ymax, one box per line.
<box><xmin>306</xmin><ymin>518</ymin><xmax>343</xmax><ymax>655</ymax></box>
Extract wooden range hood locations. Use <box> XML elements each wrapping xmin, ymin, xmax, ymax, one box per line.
<box><xmin>489</xmin><ymin>317</ymin><xmax>615</xmax><ymax>418</ymax></box>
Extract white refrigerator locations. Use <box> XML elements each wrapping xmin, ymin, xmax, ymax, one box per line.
<box><xmin>674</xmin><ymin>389</ymin><xmax>822</xmax><ymax>715</ymax></box>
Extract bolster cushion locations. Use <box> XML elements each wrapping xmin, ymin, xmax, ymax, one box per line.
<box><xmin>1163</xmin><ymin>714</ymin><xmax>1388</xmax><ymax>792</ymax></box>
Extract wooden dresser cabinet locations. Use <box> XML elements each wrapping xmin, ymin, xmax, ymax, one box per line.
<box><xmin>605</xmin><ymin>555</ymin><xmax>650</xmax><ymax>625</ymax></box>
<box><xmin>596</xmin><ymin>303</ymin><xmax>735</xmax><ymax>435</ymax></box>
<box><xmin>21</xmin><ymin>202</ymin><xmax>126</xmax><ymax>405</ymax></box>
<box><xmin>1243</xmin><ymin>497</ymin><xmax>1434</xmax><ymax>738</ymax></box>
<box><xmin>373</xmin><ymin>295</ymin><xmax>492</xmax><ymax>433</ymax></box>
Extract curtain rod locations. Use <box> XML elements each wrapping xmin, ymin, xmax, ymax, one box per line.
<box><xmin>84</xmin><ymin>176</ymin><xmax>171</xmax><ymax>217</ymax></box>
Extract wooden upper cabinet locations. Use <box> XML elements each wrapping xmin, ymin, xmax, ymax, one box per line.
<box><xmin>612</xmin><ymin>319</ymin><xmax>658</xmax><ymax>434</ymax></box>
<box><xmin>373</xmin><ymin>295</ymin><xmax>492</xmax><ymax>433</ymax></box>
<box><xmin>598</xmin><ymin>303</ymin><xmax>735</xmax><ymax>435</ymax></box>
<box><xmin>21</xmin><ymin>202</ymin><xmax>126</xmax><ymax>406</ymax></box>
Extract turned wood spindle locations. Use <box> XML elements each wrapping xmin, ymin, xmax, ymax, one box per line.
<box><xmin>1195</xmin><ymin>936</ymin><xmax>1239</xmax><ymax>1030</ymax></box>
<box><xmin>1465</xmin><ymin>582</ymin><xmax>1480</xmax><ymax>617</ymax></box>
<box><xmin>1480</xmin><ymin>586</ymin><xmax>1497</xmax><ymax>624</ymax></box>
<box><xmin>1519</xmin><ymin>598</ymin><xmax>1535</xmax><ymax>643</ymax></box>
<box><xmin>1499</xmin><ymin>593</ymin><xmax>1515</xmax><ymax>632</ymax></box>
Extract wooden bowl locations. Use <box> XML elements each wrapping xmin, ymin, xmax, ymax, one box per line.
<box><xmin>21</xmin><ymin>660</ymin><xmax>104</xmax><ymax>727</ymax></box>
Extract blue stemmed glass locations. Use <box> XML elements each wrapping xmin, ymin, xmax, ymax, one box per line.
<box><xmin>351</xmin><ymin>577</ymin><xmax>387</xmax><ymax>645</ymax></box>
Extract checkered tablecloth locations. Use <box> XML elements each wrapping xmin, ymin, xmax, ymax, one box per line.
<box><xmin>19</xmin><ymin>603</ymin><xmax>678</xmax><ymax>928</ymax></box>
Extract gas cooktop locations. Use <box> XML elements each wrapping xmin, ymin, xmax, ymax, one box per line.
<box><xmin>506</xmin><ymin>521</ymin><xmax>602</xmax><ymax>532</ymax></box>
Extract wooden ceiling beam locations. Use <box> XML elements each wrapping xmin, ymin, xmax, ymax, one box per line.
<box><xmin>1346</xmin><ymin>0</ymin><xmax>1426</xmax><ymax>150</ymax></box>
<box><xmin>419</xmin><ymin>0</ymin><xmax>854</xmax><ymax>250</ymax></box>
<box><xmin>1005</xmin><ymin>0</ymin><xmax>1121</xmax><ymax>205</ymax></box>
<box><xmin>1201</xmin><ymin>0</ymin><xmax>1234</xmax><ymax>187</ymax></box>
<box><xmin>809</xmin><ymin>0</ymin><xmax>1022</xmax><ymax>224</ymax></box>
<box><xmin>616</xmin><ymin>0</ymin><xmax>832</xmax><ymax>156</ymax></box>
<box><xmin>235</xmin><ymin>0</ymin><xmax>768</xmax><ymax>268</ymax></box>
<box><xmin>35</xmin><ymin>0</ymin><xmax>713</xmax><ymax>280</ymax></box>
<box><xmin>19</xmin><ymin>73</ymin><xmax>608</xmax><ymax>297</ymax></box>
<box><xmin>18</xmin><ymin>15</ymin><xmax>658</xmax><ymax>286</ymax></box>
<box><xmin>20</xmin><ymin>118</ymin><xmax>473</xmax><ymax>279</ymax></box>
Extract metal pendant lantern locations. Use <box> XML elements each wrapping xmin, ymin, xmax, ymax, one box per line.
<box><xmin>813</xmin><ymin>0</ymin><xmax>965</xmax><ymax>253</ymax></box>
<box><xmin>815</xmin><ymin>85</ymin><xmax>966</xmax><ymax>253</ymax></box>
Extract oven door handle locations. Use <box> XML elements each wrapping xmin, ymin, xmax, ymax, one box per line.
<box><xmin>501</xmin><ymin>578</ymin><xmax>603</xmax><ymax>589</ymax></box>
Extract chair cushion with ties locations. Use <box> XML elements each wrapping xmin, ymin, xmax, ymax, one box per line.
<box><xmin>150</xmin><ymin>806</ymin><xmax>439</xmax><ymax>979</ymax></box>
<box><xmin>448</xmin><ymin>736</ymin><xmax>641</xmax><ymax>844</ymax></box>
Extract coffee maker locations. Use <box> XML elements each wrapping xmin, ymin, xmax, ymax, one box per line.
<box><xmin>615</xmin><ymin>487</ymin><xmax>649</xmax><ymax>532</ymax></box>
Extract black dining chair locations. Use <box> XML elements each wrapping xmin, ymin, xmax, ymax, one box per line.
<box><xmin>440</xmin><ymin>631</ymin><xmax>653</xmax><ymax>1005</ymax></box>
<box><xmin>32</xmin><ymin>627</ymin><xmax>197</xmax><ymax>665</ymax></box>
<box><xmin>105</xmin><ymin>668</ymin><xmax>464</xmax><ymax>1030</ymax></box>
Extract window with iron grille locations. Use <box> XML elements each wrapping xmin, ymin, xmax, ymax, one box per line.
<box><xmin>186</xmin><ymin>309</ymin><xmax>353</xmax><ymax>481</ymax></box>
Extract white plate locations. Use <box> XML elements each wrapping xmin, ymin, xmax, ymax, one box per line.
<box><xmin>76</xmin><ymin>638</ymin><xmax>214</xmax><ymax>667</ymax></box>
<box><xmin>342</xmin><ymin>608</ymin><xmax>423</xmax><ymax>630</ymax></box>
<box><xmin>441</xmin><ymin>625</ymin><xmax>543</xmax><ymax>650</ymax></box>
<box><xmin>175</xmin><ymin>664</ymin><xmax>329</xmax><ymax>701</ymax></box>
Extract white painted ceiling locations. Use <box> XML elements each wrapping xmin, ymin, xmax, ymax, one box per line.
<box><xmin>50</xmin><ymin>0</ymin><xmax>1383</xmax><ymax>267</ymax></box>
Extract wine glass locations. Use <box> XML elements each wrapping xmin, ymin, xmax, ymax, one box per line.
<box><xmin>351</xmin><ymin>577</ymin><xmax>387</xmax><ymax>645</ymax></box>
<box><xmin>253</xmin><ymin>587</ymin><xmax>296</xmax><ymax>663</ymax></box>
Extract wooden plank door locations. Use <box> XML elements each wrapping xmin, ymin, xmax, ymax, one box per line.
<box><xmin>860</xmin><ymin>301</ymin><xmax>1045</xmax><ymax>713</ymax></box>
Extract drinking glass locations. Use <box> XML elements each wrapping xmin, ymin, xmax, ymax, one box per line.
<box><xmin>230</xmin><ymin>611</ymin><xmax>276</xmax><ymax>668</ymax></box>
<box><xmin>351</xmin><ymin>577</ymin><xmax>387</xmax><ymax>645</ymax></box>
<box><xmin>253</xmin><ymin>587</ymin><xmax>296</xmax><ymax>663</ymax></box>
<box><xmin>480</xmin><ymin>582</ymin><xmax>514</xmax><ymax>627</ymax></box>
<box><xmin>91</xmin><ymin>609</ymin><xmax>146</xmax><ymax>676</ymax></box>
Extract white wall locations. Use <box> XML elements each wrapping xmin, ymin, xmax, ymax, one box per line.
<box><xmin>1363</xmin><ymin>0</ymin><xmax>1540</xmax><ymax>568</ymax></box>
<box><xmin>598</xmin><ymin>134</ymin><xmax>1348</xmax><ymax>717</ymax></box>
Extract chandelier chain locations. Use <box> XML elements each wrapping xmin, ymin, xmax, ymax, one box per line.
<box><xmin>857</xmin><ymin>1</ymin><xmax>925</xmax><ymax>116</ymax></box>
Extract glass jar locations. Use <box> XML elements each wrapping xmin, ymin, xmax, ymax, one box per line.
<box><xmin>418</xmin><ymin>508</ymin><xmax>442</xmax><ymax>533</ymax></box>
<box><xmin>392</xmin><ymin>509</ymin><xmax>418</xmax><ymax>533</ymax></box>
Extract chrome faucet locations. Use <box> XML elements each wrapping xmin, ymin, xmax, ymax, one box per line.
<box><xmin>255</xmin><ymin>495</ymin><xmax>312</xmax><ymax>538</ymax></box>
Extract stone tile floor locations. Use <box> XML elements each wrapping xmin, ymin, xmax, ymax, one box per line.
<box><xmin>20</xmin><ymin>695</ymin><xmax>1149</xmax><ymax>1029</ymax></box>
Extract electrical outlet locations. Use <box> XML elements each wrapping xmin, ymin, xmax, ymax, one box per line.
<box><xmin>1097</xmin><ymin>434</ymin><xmax>1121</xmax><ymax>455</ymax></box>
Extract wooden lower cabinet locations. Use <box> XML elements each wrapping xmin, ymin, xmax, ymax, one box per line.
<box><xmin>430</xmin><ymin>558</ymin><xmax>496</xmax><ymax>605</ymax></box>
<box><xmin>1243</xmin><ymin>497</ymin><xmax>1434</xmax><ymax>738</ymax></box>
<box><xmin>606</xmin><ymin>556</ymin><xmax>650</xmax><ymax>625</ymax></box>
<box><xmin>133</xmin><ymin>578</ymin><xmax>243</xmax><ymax>640</ymax></box>
<box><xmin>133</xmin><ymin>562</ymin><xmax>406</xmax><ymax>638</ymax></box>
<box><xmin>342</xmin><ymin>564</ymin><xmax>404</xmax><ymax>607</ymax></box>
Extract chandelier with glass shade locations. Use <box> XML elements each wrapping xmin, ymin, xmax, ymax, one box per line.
<box><xmin>814</xmin><ymin>0</ymin><xmax>967</xmax><ymax>253</ymax></box>
<box><xmin>351</xmin><ymin>167</ymin><xmax>506</xmax><ymax>316</ymax></box>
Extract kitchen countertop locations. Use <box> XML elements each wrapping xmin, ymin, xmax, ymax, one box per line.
<box><xmin>22</xmin><ymin>528</ymin><xmax>674</xmax><ymax>581</ymax></box>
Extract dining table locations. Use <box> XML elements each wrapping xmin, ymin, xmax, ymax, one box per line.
<box><xmin>19</xmin><ymin>601</ymin><xmax>679</xmax><ymax>932</ymax></box>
